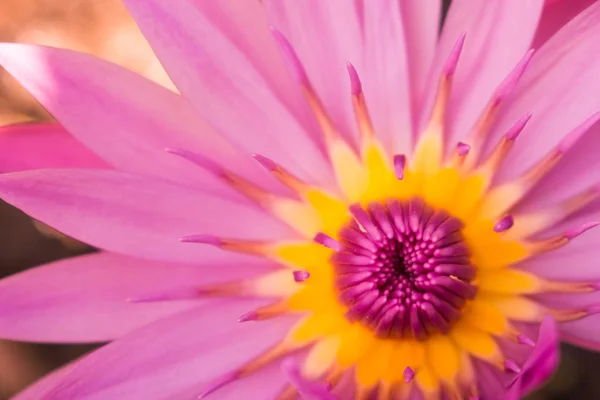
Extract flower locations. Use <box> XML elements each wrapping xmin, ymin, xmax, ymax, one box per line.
<box><xmin>1</xmin><ymin>0</ymin><xmax>600</xmax><ymax>398</ymax></box>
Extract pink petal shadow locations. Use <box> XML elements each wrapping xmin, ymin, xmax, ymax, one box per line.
<box><xmin>0</xmin><ymin>122</ymin><xmax>108</xmax><ymax>172</ymax></box>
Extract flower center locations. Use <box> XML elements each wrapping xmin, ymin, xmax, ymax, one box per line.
<box><xmin>332</xmin><ymin>197</ymin><xmax>477</xmax><ymax>340</ymax></box>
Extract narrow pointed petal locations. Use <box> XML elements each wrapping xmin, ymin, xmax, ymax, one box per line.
<box><xmin>0</xmin><ymin>43</ymin><xmax>283</xmax><ymax>200</ymax></box>
<box><xmin>0</xmin><ymin>123</ymin><xmax>109</xmax><ymax>173</ymax></box>
<box><xmin>265</xmin><ymin>0</ymin><xmax>363</xmax><ymax>146</ymax></box>
<box><xmin>533</xmin><ymin>0</ymin><xmax>596</xmax><ymax>48</ymax></box>
<box><xmin>491</xmin><ymin>2</ymin><xmax>600</xmax><ymax>188</ymax></box>
<box><xmin>0</xmin><ymin>252</ymin><xmax>274</xmax><ymax>342</ymax></box>
<box><xmin>0</xmin><ymin>169</ymin><xmax>296</xmax><ymax>263</ymax></box>
<box><xmin>514</xmin><ymin>122</ymin><xmax>600</xmax><ymax>215</ymax></box>
<box><xmin>420</xmin><ymin>0</ymin><xmax>544</xmax><ymax>144</ymax></box>
<box><xmin>122</xmin><ymin>0</ymin><xmax>333</xmax><ymax>187</ymax></box>
<box><xmin>35</xmin><ymin>301</ymin><xmax>298</xmax><ymax>399</ymax></box>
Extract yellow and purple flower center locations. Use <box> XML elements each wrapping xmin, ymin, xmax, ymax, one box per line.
<box><xmin>327</xmin><ymin>199</ymin><xmax>476</xmax><ymax>340</ymax></box>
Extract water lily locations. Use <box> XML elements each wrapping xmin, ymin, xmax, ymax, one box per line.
<box><xmin>1</xmin><ymin>0</ymin><xmax>600</xmax><ymax>399</ymax></box>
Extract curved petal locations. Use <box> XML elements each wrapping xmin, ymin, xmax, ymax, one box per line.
<box><xmin>399</xmin><ymin>0</ymin><xmax>442</xmax><ymax>128</ymax></box>
<box><xmin>122</xmin><ymin>0</ymin><xmax>333</xmax><ymax>187</ymax></box>
<box><xmin>533</xmin><ymin>0</ymin><xmax>596</xmax><ymax>48</ymax></box>
<box><xmin>490</xmin><ymin>2</ymin><xmax>600</xmax><ymax>184</ymax></box>
<box><xmin>0</xmin><ymin>123</ymin><xmax>109</xmax><ymax>173</ymax></box>
<box><xmin>0</xmin><ymin>169</ymin><xmax>296</xmax><ymax>263</ymax></box>
<box><xmin>521</xmin><ymin>210</ymin><xmax>600</xmax><ymax>350</ymax></box>
<box><xmin>37</xmin><ymin>301</ymin><xmax>298</xmax><ymax>399</ymax></box>
<box><xmin>0</xmin><ymin>252</ymin><xmax>275</xmax><ymax>343</ymax></box>
<box><xmin>0</xmin><ymin>43</ymin><xmax>284</xmax><ymax>199</ymax></box>
<box><xmin>514</xmin><ymin>122</ymin><xmax>600</xmax><ymax>212</ymax></box>
<box><xmin>420</xmin><ymin>0</ymin><xmax>544</xmax><ymax>145</ymax></box>
<box><xmin>518</xmin><ymin>316</ymin><xmax>560</xmax><ymax>394</ymax></box>
<box><xmin>265</xmin><ymin>0</ymin><xmax>363</xmax><ymax>147</ymax></box>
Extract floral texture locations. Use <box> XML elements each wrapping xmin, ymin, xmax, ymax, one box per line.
<box><xmin>1</xmin><ymin>0</ymin><xmax>600</xmax><ymax>399</ymax></box>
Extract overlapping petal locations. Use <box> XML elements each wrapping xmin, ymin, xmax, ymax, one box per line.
<box><xmin>420</xmin><ymin>0</ymin><xmax>544</xmax><ymax>146</ymax></box>
<box><xmin>490</xmin><ymin>2</ymin><xmax>600</xmax><ymax>185</ymax></box>
<box><xmin>265</xmin><ymin>0</ymin><xmax>364</xmax><ymax>146</ymax></box>
<box><xmin>31</xmin><ymin>301</ymin><xmax>298</xmax><ymax>399</ymax></box>
<box><xmin>0</xmin><ymin>169</ymin><xmax>297</xmax><ymax>262</ymax></box>
<box><xmin>0</xmin><ymin>252</ymin><xmax>275</xmax><ymax>343</ymax></box>
<box><xmin>122</xmin><ymin>0</ymin><xmax>333</xmax><ymax>187</ymax></box>
<box><xmin>0</xmin><ymin>43</ymin><xmax>284</xmax><ymax>199</ymax></box>
<box><xmin>0</xmin><ymin>122</ymin><xmax>108</xmax><ymax>172</ymax></box>
<box><xmin>534</xmin><ymin>0</ymin><xmax>596</xmax><ymax>48</ymax></box>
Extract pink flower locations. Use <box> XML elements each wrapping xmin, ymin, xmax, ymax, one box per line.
<box><xmin>1</xmin><ymin>0</ymin><xmax>599</xmax><ymax>398</ymax></box>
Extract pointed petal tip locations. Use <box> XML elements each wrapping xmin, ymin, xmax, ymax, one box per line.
<box><xmin>506</xmin><ymin>114</ymin><xmax>533</xmax><ymax>140</ymax></box>
<box><xmin>494</xmin><ymin>215</ymin><xmax>514</xmax><ymax>232</ymax></box>
<box><xmin>404</xmin><ymin>366</ymin><xmax>415</xmax><ymax>383</ymax></box>
<box><xmin>443</xmin><ymin>32</ymin><xmax>466</xmax><ymax>75</ymax></box>
<box><xmin>518</xmin><ymin>333</ymin><xmax>536</xmax><ymax>347</ymax></box>
<box><xmin>238</xmin><ymin>310</ymin><xmax>259</xmax><ymax>323</ymax></box>
<box><xmin>252</xmin><ymin>153</ymin><xmax>277</xmax><ymax>171</ymax></box>
<box><xmin>270</xmin><ymin>27</ymin><xmax>309</xmax><ymax>85</ymax></box>
<box><xmin>179</xmin><ymin>234</ymin><xmax>222</xmax><ymax>246</ymax></box>
<box><xmin>557</xmin><ymin>112</ymin><xmax>600</xmax><ymax>154</ymax></box>
<box><xmin>564</xmin><ymin>221</ymin><xmax>599</xmax><ymax>240</ymax></box>
<box><xmin>504</xmin><ymin>359</ymin><xmax>522</xmax><ymax>374</ymax></box>
<box><xmin>346</xmin><ymin>62</ymin><xmax>362</xmax><ymax>95</ymax></box>
<box><xmin>313</xmin><ymin>232</ymin><xmax>342</xmax><ymax>252</ymax></box>
<box><xmin>393</xmin><ymin>154</ymin><xmax>406</xmax><ymax>180</ymax></box>
<box><xmin>456</xmin><ymin>142</ymin><xmax>471</xmax><ymax>156</ymax></box>
<box><xmin>293</xmin><ymin>270</ymin><xmax>310</xmax><ymax>282</ymax></box>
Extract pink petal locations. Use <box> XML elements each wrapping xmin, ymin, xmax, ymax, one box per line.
<box><xmin>399</xmin><ymin>0</ymin><xmax>442</xmax><ymax>129</ymax></box>
<box><xmin>420</xmin><ymin>0</ymin><xmax>544</xmax><ymax>145</ymax></box>
<box><xmin>122</xmin><ymin>0</ymin><xmax>333</xmax><ymax>187</ymax></box>
<box><xmin>0</xmin><ymin>169</ymin><xmax>296</xmax><ymax>263</ymax></box>
<box><xmin>0</xmin><ymin>43</ymin><xmax>282</xmax><ymax>200</ymax></box>
<box><xmin>35</xmin><ymin>301</ymin><xmax>298</xmax><ymax>399</ymax></box>
<box><xmin>0</xmin><ymin>252</ymin><xmax>274</xmax><ymax>343</ymax></box>
<box><xmin>265</xmin><ymin>0</ymin><xmax>363</xmax><ymax>147</ymax></box>
<box><xmin>516</xmin><ymin>316</ymin><xmax>560</xmax><ymax>394</ymax></box>
<box><xmin>360</xmin><ymin>0</ymin><xmax>413</xmax><ymax>154</ymax></box>
<box><xmin>0</xmin><ymin>123</ymin><xmax>109</xmax><ymax>173</ymax></box>
<box><xmin>533</xmin><ymin>0</ymin><xmax>596</xmax><ymax>48</ymax></box>
<box><xmin>513</xmin><ymin>122</ymin><xmax>600</xmax><ymax>213</ymax></box>
<box><xmin>490</xmin><ymin>2</ymin><xmax>600</xmax><ymax>185</ymax></box>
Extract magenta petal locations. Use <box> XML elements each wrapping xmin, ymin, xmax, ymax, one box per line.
<box><xmin>491</xmin><ymin>2</ymin><xmax>600</xmax><ymax>185</ymax></box>
<box><xmin>515</xmin><ymin>317</ymin><xmax>560</xmax><ymax>394</ymax></box>
<box><xmin>0</xmin><ymin>123</ymin><xmax>109</xmax><ymax>173</ymax></box>
<box><xmin>0</xmin><ymin>169</ymin><xmax>296</xmax><ymax>262</ymax></box>
<box><xmin>265</xmin><ymin>0</ymin><xmax>363</xmax><ymax>147</ymax></box>
<box><xmin>420</xmin><ymin>0</ymin><xmax>543</xmax><ymax>144</ymax></box>
<box><xmin>513</xmin><ymin>121</ymin><xmax>600</xmax><ymax>214</ymax></box>
<box><xmin>0</xmin><ymin>43</ymin><xmax>284</xmax><ymax>198</ymax></box>
<box><xmin>533</xmin><ymin>0</ymin><xmax>596</xmax><ymax>48</ymax></box>
<box><xmin>0</xmin><ymin>252</ymin><xmax>275</xmax><ymax>342</ymax></box>
<box><xmin>34</xmin><ymin>301</ymin><xmax>298</xmax><ymax>399</ymax></box>
<box><xmin>122</xmin><ymin>0</ymin><xmax>333</xmax><ymax>187</ymax></box>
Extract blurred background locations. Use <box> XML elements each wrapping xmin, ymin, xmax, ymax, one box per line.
<box><xmin>0</xmin><ymin>0</ymin><xmax>596</xmax><ymax>399</ymax></box>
